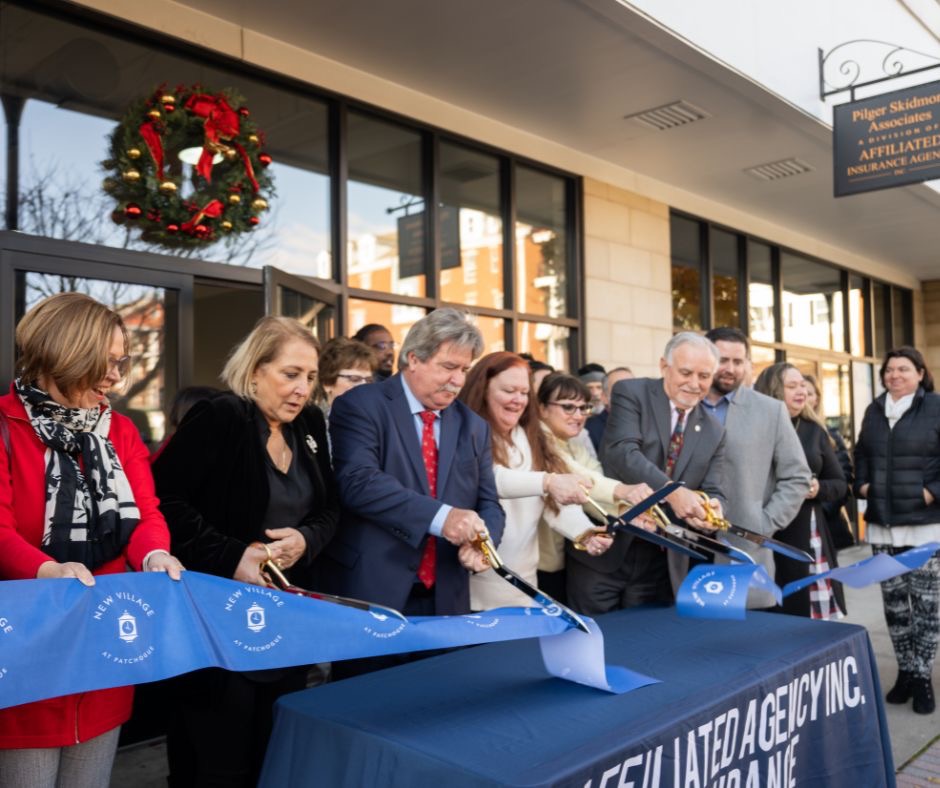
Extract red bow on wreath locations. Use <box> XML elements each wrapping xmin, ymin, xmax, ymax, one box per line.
<box><xmin>185</xmin><ymin>93</ymin><xmax>260</xmax><ymax>191</ymax></box>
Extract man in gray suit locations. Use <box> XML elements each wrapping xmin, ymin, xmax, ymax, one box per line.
<box><xmin>703</xmin><ymin>327</ymin><xmax>811</xmax><ymax>607</ymax></box>
<box><xmin>566</xmin><ymin>332</ymin><xmax>727</xmax><ymax>614</ymax></box>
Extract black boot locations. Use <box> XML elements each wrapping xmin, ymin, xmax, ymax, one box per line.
<box><xmin>886</xmin><ymin>670</ymin><xmax>913</xmax><ymax>704</ymax></box>
<box><xmin>912</xmin><ymin>677</ymin><xmax>935</xmax><ymax>715</ymax></box>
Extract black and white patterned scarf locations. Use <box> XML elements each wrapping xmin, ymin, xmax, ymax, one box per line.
<box><xmin>15</xmin><ymin>379</ymin><xmax>139</xmax><ymax>569</ymax></box>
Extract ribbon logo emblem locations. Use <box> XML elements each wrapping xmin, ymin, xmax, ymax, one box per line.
<box><xmin>246</xmin><ymin>603</ymin><xmax>266</xmax><ymax>633</ymax></box>
<box><xmin>118</xmin><ymin>611</ymin><xmax>138</xmax><ymax>643</ymax></box>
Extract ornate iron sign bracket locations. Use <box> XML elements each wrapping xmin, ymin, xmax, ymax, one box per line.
<box><xmin>819</xmin><ymin>39</ymin><xmax>940</xmax><ymax>102</ymax></box>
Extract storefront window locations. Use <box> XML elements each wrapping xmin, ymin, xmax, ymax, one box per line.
<box><xmin>872</xmin><ymin>282</ymin><xmax>888</xmax><ymax>358</ymax></box>
<box><xmin>346</xmin><ymin>113</ymin><xmax>425</xmax><ymax>298</ymax></box>
<box><xmin>670</xmin><ymin>214</ymin><xmax>702</xmax><ymax>331</ymax></box>
<box><xmin>710</xmin><ymin>228</ymin><xmax>739</xmax><ymax>328</ymax></box>
<box><xmin>516</xmin><ymin>320</ymin><xmax>569</xmax><ymax>370</ymax></box>
<box><xmin>892</xmin><ymin>287</ymin><xmax>913</xmax><ymax>347</ymax></box>
<box><xmin>439</xmin><ymin>143</ymin><xmax>503</xmax><ymax>309</ymax></box>
<box><xmin>514</xmin><ymin>166</ymin><xmax>567</xmax><ymax>318</ymax></box>
<box><xmin>347</xmin><ymin>298</ymin><xmax>425</xmax><ymax>366</ymax></box>
<box><xmin>1</xmin><ymin>5</ymin><xmax>331</xmax><ymax>272</ymax></box>
<box><xmin>747</xmin><ymin>240</ymin><xmax>774</xmax><ymax>342</ymax></box>
<box><xmin>781</xmin><ymin>253</ymin><xmax>844</xmax><ymax>352</ymax></box>
<box><xmin>848</xmin><ymin>275</ymin><xmax>867</xmax><ymax>357</ymax></box>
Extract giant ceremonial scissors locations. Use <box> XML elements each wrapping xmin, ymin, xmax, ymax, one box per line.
<box><xmin>581</xmin><ymin>481</ymin><xmax>708</xmax><ymax>561</ymax></box>
<box><xmin>471</xmin><ymin>531</ymin><xmax>591</xmax><ymax>634</ymax></box>
<box><xmin>254</xmin><ymin>543</ymin><xmax>408</xmax><ymax>622</ymax></box>
<box><xmin>693</xmin><ymin>490</ymin><xmax>814</xmax><ymax>563</ymax></box>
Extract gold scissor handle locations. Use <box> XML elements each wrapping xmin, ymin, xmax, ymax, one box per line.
<box><xmin>250</xmin><ymin>541</ymin><xmax>288</xmax><ymax>588</ymax></box>
<box><xmin>692</xmin><ymin>491</ymin><xmax>730</xmax><ymax>529</ymax></box>
<box><xmin>470</xmin><ymin>529</ymin><xmax>501</xmax><ymax>569</ymax></box>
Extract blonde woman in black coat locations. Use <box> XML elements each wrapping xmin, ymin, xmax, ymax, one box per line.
<box><xmin>854</xmin><ymin>346</ymin><xmax>940</xmax><ymax>715</ymax></box>
<box><xmin>754</xmin><ymin>363</ymin><xmax>847</xmax><ymax>620</ymax></box>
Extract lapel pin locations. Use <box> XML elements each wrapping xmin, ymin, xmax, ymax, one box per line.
<box><xmin>306</xmin><ymin>435</ymin><xmax>318</xmax><ymax>454</ymax></box>
<box><xmin>694</xmin><ymin>424</ymin><xmax>701</xmax><ymax>432</ymax></box>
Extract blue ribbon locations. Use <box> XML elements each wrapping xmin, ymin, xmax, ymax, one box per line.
<box><xmin>0</xmin><ymin>571</ymin><xmax>652</xmax><ymax>709</ymax></box>
<box><xmin>677</xmin><ymin>542</ymin><xmax>940</xmax><ymax>618</ymax></box>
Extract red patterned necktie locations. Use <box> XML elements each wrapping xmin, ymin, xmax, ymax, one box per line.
<box><xmin>418</xmin><ymin>410</ymin><xmax>438</xmax><ymax>589</ymax></box>
<box><xmin>665</xmin><ymin>408</ymin><xmax>686</xmax><ymax>478</ymax></box>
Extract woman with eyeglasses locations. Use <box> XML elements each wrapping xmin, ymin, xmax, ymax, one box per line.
<box><xmin>536</xmin><ymin>373</ymin><xmax>655</xmax><ymax>602</ymax></box>
<box><xmin>152</xmin><ymin>316</ymin><xmax>339</xmax><ymax>786</ymax></box>
<box><xmin>458</xmin><ymin>353</ymin><xmax>606</xmax><ymax>610</ymax></box>
<box><xmin>314</xmin><ymin>337</ymin><xmax>377</xmax><ymax>417</ymax></box>
<box><xmin>854</xmin><ymin>347</ymin><xmax>940</xmax><ymax>714</ymax></box>
<box><xmin>0</xmin><ymin>292</ymin><xmax>183</xmax><ymax>787</ymax></box>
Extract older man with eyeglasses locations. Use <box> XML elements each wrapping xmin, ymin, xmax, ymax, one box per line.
<box><xmin>566</xmin><ymin>332</ymin><xmax>728</xmax><ymax>615</ymax></box>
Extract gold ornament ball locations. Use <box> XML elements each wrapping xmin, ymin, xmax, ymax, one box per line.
<box><xmin>122</xmin><ymin>169</ymin><xmax>141</xmax><ymax>183</ymax></box>
<box><xmin>127</xmin><ymin>148</ymin><xmax>142</xmax><ymax>160</ymax></box>
<box><xmin>221</xmin><ymin>220</ymin><xmax>233</xmax><ymax>231</ymax></box>
<box><xmin>228</xmin><ymin>194</ymin><xmax>242</xmax><ymax>205</ymax></box>
<box><xmin>223</xmin><ymin>148</ymin><xmax>238</xmax><ymax>161</ymax></box>
<box><xmin>159</xmin><ymin>180</ymin><xmax>178</xmax><ymax>194</ymax></box>
<box><xmin>160</xmin><ymin>94</ymin><xmax>176</xmax><ymax>105</ymax></box>
<box><xmin>147</xmin><ymin>109</ymin><xmax>161</xmax><ymax>120</ymax></box>
<box><xmin>247</xmin><ymin>134</ymin><xmax>260</xmax><ymax>145</ymax></box>
<box><xmin>251</xmin><ymin>198</ymin><xmax>269</xmax><ymax>212</ymax></box>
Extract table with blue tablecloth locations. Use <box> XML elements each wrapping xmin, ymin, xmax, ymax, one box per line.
<box><xmin>259</xmin><ymin>607</ymin><xmax>894</xmax><ymax>787</ymax></box>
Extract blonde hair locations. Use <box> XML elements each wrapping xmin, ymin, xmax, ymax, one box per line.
<box><xmin>221</xmin><ymin>316</ymin><xmax>320</xmax><ymax>401</ymax></box>
<box><xmin>16</xmin><ymin>292</ymin><xmax>127</xmax><ymax>401</ymax></box>
<box><xmin>754</xmin><ymin>362</ymin><xmax>832</xmax><ymax>438</ymax></box>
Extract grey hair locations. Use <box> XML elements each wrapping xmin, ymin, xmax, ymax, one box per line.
<box><xmin>398</xmin><ymin>308</ymin><xmax>484</xmax><ymax>370</ymax></box>
<box><xmin>603</xmin><ymin>366</ymin><xmax>633</xmax><ymax>395</ymax></box>
<box><xmin>663</xmin><ymin>332</ymin><xmax>720</xmax><ymax>366</ymax></box>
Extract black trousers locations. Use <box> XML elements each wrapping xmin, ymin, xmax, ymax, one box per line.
<box><xmin>565</xmin><ymin>539</ymin><xmax>673</xmax><ymax>616</ymax></box>
<box><xmin>166</xmin><ymin>666</ymin><xmax>307</xmax><ymax>788</ymax></box>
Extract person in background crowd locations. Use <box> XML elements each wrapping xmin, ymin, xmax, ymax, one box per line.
<box><xmin>536</xmin><ymin>372</ymin><xmax>655</xmax><ymax>603</ymax></box>
<box><xmin>703</xmin><ymin>328</ymin><xmax>810</xmax><ymax>608</ymax></box>
<box><xmin>353</xmin><ymin>323</ymin><xmax>395</xmax><ymax>381</ymax></box>
<box><xmin>459</xmin><ymin>353</ymin><xmax>608</xmax><ymax>610</ymax></box>
<box><xmin>0</xmin><ymin>293</ymin><xmax>182</xmax><ymax>787</ymax></box>
<box><xmin>153</xmin><ymin>316</ymin><xmax>338</xmax><ymax>787</ymax></box>
<box><xmin>754</xmin><ymin>363</ymin><xmax>847</xmax><ymax>620</ymax></box>
<box><xmin>322</xmin><ymin>309</ymin><xmax>504</xmax><ymax>675</ymax></box>
<box><xmin>314</xmin><ymin>336</ymin><xmax>376</xmax><ymax>418</ymax></box>
<box><xmin>520</xmin><ymin>353</ymin><xmax>555</xmax><ymax>393</ymax></box>
<box><xmin>803</xmin><ymin>373</ymin><xmax>856</xmax><ymax>549</ymax></box>
<box><xmin>571</xmin><ymin>333</ymin><xmax>726</xmax><ymax>614</ymax></box>
<box><xmin>150</xmin><ymin>385</ymin><xmax>221</xmax><ymax>461</ymax></box>
<box><xmin>585</xmin><ymin>366</ymin><xmax>633</xmax><ymax>452</ymax></box>
<box><xmin>854</xmin><ymin>346</ymin><xmax>940</xmax><ymax>715</ymax></box>
<box><xmin>577</xmin><ymin>363</ymin><xmax>607</xmax><ymax>416</ymax></box>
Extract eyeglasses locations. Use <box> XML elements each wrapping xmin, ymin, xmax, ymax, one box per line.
<box><xmin>107</xmin><ymin>355</ymin><xmax>132</xmax><ymax>378</ymax></box>
<box><xmin>548</xmin><ymin>401</ymin><xmax>593</xmax><ymax>416</ymax></box>
<box><xmin>336</xmin><ymin>373</ymin><xmax>373</xmax><ymax>385</ymax></box>
<box><xmin>369</xmin><ymin>341</ymin><xmax>396</xmax><ymax>352</ymax></box>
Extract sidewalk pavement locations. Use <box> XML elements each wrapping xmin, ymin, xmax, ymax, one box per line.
<box><xmin>110</xmin><ymin>543</ymin><xmax>939</xmax><ymax>786</ymax></box>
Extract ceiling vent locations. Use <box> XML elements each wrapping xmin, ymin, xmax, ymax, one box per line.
<box><xmin>623</xmin><ymin>100</ymin><xmax>709</xmax><ymax>131</ymax></box>
<box><xmin>744</xmin><ymin>158</ymin><xmax>814</xmax><ymax>181</ymax></box>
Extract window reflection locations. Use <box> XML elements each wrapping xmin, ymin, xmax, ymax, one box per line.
<box><xmin>472</xmin><ymin>316</ymin><xmax>506</xmax><ymax>355</ymax></box>
<box><xmin>515</xmin><ymin>166</ymin><xmax>567</xmax><ymax>318</ymax></box>
<box><xmin>781</xmin><ymin>253</ymin><xmax>844</xmax><ymax>351</ymax></box>
<box><xmin>670</xmin><ymin>215</ymin><xmax>702</xmax><ymax>330</ymax></box>
<box><xmin>347</xmin><ymin>298</ymin><xmax>425</xmax><ymax>367</ymax></box>
<box><xmin>892</xmin><ymin>288</ymin><xmax>913</xmax><ymax>347</ymax></box>
<box><xmin>872</xmin><ymin>282</ymin><xmax>888</xmax><ymax>358</ymax></box>
<box><xmin>16</xmin><ymin>271</ymin><xmax>176</xmax><ymax>447</ymax></box>
<box><xmin>749</xmin><ymin>345</ymin><xmax>777</xmax><ymax>384</ymax></box>
<box><xmin>439</xmin><ymin>143</ymin><xmax>503</xmax><ymax>309</ymax></box>
<box><xmin>848</xmin><ymin>275</ymin><xmax>867</xmax><ymax>357</ymax></box>
<box><xmin>710</xmin><ymin>228</ymin><xmax>739</xmax><ymax>328</ymax></box>
<box><xmin>2</xmin><ymin>3</ymin><xmax>332</xmax><ymax>271</ymax></box>
<box><xmin>346</xmin><ymin>113</ymin><xmax>425</xmax><ymax>297</ymax></box>
<box><xmin>516</xmin><ymin>320</ymin><xmax>569</xmax><ymax>370</ymax></box>
<box><xmin>747</xmin><ymin>240</ymin><xmax>774</xmax><ymax>342</ymax></box>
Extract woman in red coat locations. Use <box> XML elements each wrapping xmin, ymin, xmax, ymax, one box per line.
<box><xmin>0</xmin><ymin>292</ymin><xmax>183</xmax><ymax>786</ymax></box>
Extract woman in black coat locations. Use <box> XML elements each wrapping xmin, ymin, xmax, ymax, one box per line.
<box><xmin>854</xmin><ymin>346</ymin><xmax>940</xmax><ymax>715</ymax></box>
<box><xmin>153</xmin><ymin>316</ymin><xmax>339</xmax><ymax>787</ymax></box>
<box><xmin>755</xmin><ymin>363</ymin><xmax>847</xmax><ymax>620</ymax></box>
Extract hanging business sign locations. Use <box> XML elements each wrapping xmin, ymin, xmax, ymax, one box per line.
<box><xmin>833</xmin><ymin>79</ymin><xmax>940</xmax><ymax>196</ymax></box>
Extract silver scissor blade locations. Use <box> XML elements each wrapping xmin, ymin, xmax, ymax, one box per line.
<box><xmin>491</xmin><ymin>564</ymin><xmax>590</xmax><ymax>633</ymax></box>
<box><xmin>609</xmin><ymin>517</ymin><xmax>708</xmax><ymax>561</ymax></box>
<box><xmin>613</xmin><ymin>481</ymin><xmax>684</xmax><ymax>529</ymax></box>
<box><xmin>660</xmin><ymin>522</ymin><xmax>755</xmax><ymax>564</ymax></box>
<box><xmin>288</xmin><ymin>586</ymin><xmax>409</xmax><ymax>623</ymax></box>
<box><xmin>721</xmin><ymin>525</ymin><xmax>814</xmax><ymax>563</ymax></box>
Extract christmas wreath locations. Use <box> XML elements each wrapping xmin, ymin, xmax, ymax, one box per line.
<box><xmin>102</xmin><ymin>84</ymin><xmax>274</xmax><ymax>248</ymax></box>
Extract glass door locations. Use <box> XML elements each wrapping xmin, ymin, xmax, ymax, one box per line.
<box><xmin>263</xmin><ymin>266</ymin><xmax>338</xmax><ymax>342</ymax></box>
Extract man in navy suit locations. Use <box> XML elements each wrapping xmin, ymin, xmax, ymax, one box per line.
<box><xmin>322</xmin><ymin>308</ymin><xmax>504</xmax><ymax>624</ymax></box>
